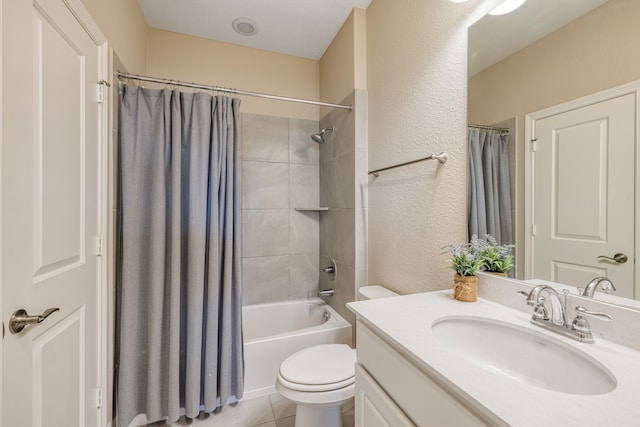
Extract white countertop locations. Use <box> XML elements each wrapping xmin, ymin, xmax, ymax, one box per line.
<box><xmin>347</xmin><ymin>291</ymin><xmax>640</xmax><ymax>426</ymax></box>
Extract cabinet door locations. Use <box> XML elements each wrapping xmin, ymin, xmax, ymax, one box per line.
<box><xmin>355</xmin><ymin>364</ymin><xmax>415</xmax><ymax>427</ymax></box>
<box><xmin>356</xmin><ymin>321</ymin><xmax>495</xmax><ymax>426</ymax></box>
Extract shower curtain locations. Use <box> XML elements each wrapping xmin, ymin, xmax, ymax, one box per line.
<box><xmin>116</xmin><ymin>84</ymin><xmax>243</xmax><ymax>426</ymax></box>
<box><xmin>467</xmin><ymin>127</ymin><xmax>513</xmax><ymax>245</ymax></box>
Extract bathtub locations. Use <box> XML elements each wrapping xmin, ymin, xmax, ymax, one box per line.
<box><xmin>242</xmin><ymin>298</ymin><xmax>352</xmax><ymax>400</ymax></box>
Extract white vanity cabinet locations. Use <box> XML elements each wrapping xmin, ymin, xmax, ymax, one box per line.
<box><xmin>355</xmin><ymin>364</ymin><xmax>415</xmax><ymax>427</ymax></box>
<box><xmin>349</xmin><ymin>291</ymin><xmax>640</xmax><ymax>426</ymax></box>
<box><xmin>355</xmin><ymin>320</ymin><xmax>490</xmax><ymax>427</ymax></box>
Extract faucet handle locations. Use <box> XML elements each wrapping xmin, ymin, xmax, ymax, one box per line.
<box><xmin>575</xmin><ymin>306</ymin><xmax>613</xmax><ymax>321</ymax></box>
<box><xmin>322</xmin><ymin>259</ymin><xmax>337</xmax><ymax>281</ymax></box>
<box><xmin>532</xmin><ymin>301</ymin><xmax>549</xmax><ymax>322</ymax></box>
<box><xmin>571</xmin><ymin>306</ymin><xmax>612</xmax><ymax>344</ymax></box>
<box><xmin>519</xmin><ymin>289</ymin><xmax>546</xmax><ymax>306</ymax></box>
<box><xmin>517</xmin><ymin>290</ymin><xmax>548</xmax><ymax>320</ymax></box>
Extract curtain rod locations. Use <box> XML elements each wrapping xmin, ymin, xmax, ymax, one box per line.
<box><xmin>116</xmin><ymin>71</ymin><xmax>353</xmax><ymax>111</ymax></box>
<box><xmin>468</xmin><ymin>123</ymin><xmax>510</xmax><ymax>132</ymax></box>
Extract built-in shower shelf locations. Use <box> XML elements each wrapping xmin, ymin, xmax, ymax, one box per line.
<box><xmin>294</xmin><ymin>207</ymin><xmax>329</xmax><ymax>212</ymax></box>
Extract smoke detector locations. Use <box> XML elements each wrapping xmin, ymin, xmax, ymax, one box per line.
<box><xmin>232</xmin><ymin>18</ymin><xmax>259</xmax><ymax>36</ymax></box>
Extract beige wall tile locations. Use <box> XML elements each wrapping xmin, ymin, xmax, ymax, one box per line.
<box><xmin>242</xmin><ymin>114</ymin><xmax>289</xmax><ymax>163</ymax></box>
<box><xmin>289</xmin><ymin>119</ymin><xmax>320</xmax><ymax>165</ymax></box>
<box><xmin>242</xmin><ymin>256</ymin><xmax>290</xmax><ymax>305</ymax></box>
<box><xmin>290</xmin><ymin>254</ymin><xmax>319</xmax><ymax>299</ymax></box>
<box><xmin>290</xmin><ymin>164</ymin><xmax>319</xmax><ymax>208</ymax></box>
<box><xmin>242</xmin><ymin>162</ymin><xmax>290</xmax><ymax>209</ymax></box>
<box><xmin>290</xmin><ymin>210</ymin><xmax>319</xmax><ymax>255</ymax></box>
<box><xmin>242</xmin><ymin>209</ymin><xmax>290</xmax><ymax>257</ymax></box>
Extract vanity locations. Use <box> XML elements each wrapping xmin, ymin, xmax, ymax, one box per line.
<box><xmin>347</xmin><ymin>276</ymin><xmax>640</xmax><ymax>426</ymax></box>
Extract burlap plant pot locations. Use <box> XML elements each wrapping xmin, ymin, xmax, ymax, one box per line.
<box><xmin>453</xmin><ymin>274</ymin><xmax>478</xmax><ymax>302</ymax></box>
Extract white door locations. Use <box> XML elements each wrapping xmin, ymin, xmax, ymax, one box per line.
<box><xmin>531</xmin><ymin>93</ymin><xmax>636</xmax><ymax>298</ymax></box>
<box><xmin>2</xmin><ymin>0</ymin><xmax>106</xmax><ymax>425</ymax></box>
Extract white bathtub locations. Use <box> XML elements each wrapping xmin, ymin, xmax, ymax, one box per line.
<box><xmin>242</xmin><ymin>298</ymin><xmax>353</xmax><ymax>400</ymax></box>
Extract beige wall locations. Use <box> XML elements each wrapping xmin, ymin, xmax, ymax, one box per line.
<box><xmin>366</xmin><ymin>0</ymin><xmax>500</xmax><ymax>295</ymax></box>
<box><xmin>468</xmin><ymin>0</ymin><xmax>640</xmax><ymax>278</ymax></box>
<box><xmin>146</xmin><ymin>29</ymin><xmax>320</xmax><ymax>121</ymax></box>
<box><xmin>320</xmin><ymin>8</ymin><xmax>367</xmax><ymax>106</ymax></box>
<box><xmin>469</xmin><ymin>0</ymin><xmax>640</xmax><ymax>125</ymax></box>
<box><xmin>79</xmin><ymin>0</ymin><xmax>148</xmax><ymax>73</ymax></box>
<box><xmin>78</xmin><ymin>1</ymin><xmax>322</xmax><ymax>120</ymax></box>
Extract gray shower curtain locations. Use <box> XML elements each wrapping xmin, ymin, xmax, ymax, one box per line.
<box><xmin>467</xmin><ymin>127</ymin><xmax>513</xmax><ymax>245</ymax></box>
<box><xmin>117</xmin><ymin>84</ymin><xmax>243</xmax><ymax>426</ymax></box>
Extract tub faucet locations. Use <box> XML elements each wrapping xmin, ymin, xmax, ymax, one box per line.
<box><xmin>319</xmin><ymin>289</ymin><xmax>334</xmax><ymax>297</ymax></box>
<box><xmin>581</xmin><ymin>277</ymin><xmax>616</xmax><ymax>297</ymax></box>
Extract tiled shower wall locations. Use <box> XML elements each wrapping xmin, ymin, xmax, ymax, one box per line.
<box><xmin>319</xmin><ymin>90</ymin><xmax>368</xmax><ymax>326</ymax></box>
<box><xmin>241</xmin><ymin>114</ymin><xmax>321</xmax><ymax>305</ymax></box>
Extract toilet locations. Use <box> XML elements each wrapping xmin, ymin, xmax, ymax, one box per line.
<box><xmin>275</xmin><ymin>285</ymin><xmax>398</xmax><ymax>427</ymax></box>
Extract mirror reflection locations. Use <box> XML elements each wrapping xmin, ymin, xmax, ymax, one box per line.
<box><xmin>467</xmin><ymin>0</ymin><xmax>640</xmax><ymax>307</ymax></box>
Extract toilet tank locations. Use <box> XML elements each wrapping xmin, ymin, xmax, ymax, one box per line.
<box><xmin>357</xmin><ymin>285</ymin><xmax>398</xmax><ymax>301</ymax></box>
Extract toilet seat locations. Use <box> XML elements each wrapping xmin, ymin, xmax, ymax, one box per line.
<box><xmin>277</xmin><ymin>372</ymin><xmax>354</xmax><ymax>392</ymax></box>
<box><xmin>276</xmin><ymin>378</ymin><xmax>355</xmax><ymax>407</ymax></box>
<box><xmin>278</xmin><ymin>344</ymin><xmax>356</xmax><ymax>392</ymax></box>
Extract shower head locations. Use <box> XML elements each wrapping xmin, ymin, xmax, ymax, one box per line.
<box><xmin>310</xmin><ymin>127</ymin><xmax>334</xmax><ymax>144</ymax></box>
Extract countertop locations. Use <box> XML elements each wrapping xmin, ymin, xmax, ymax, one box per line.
<box><xmin>347</xmin><ymin>291</ymin><xmax>640</xmax><ymax>426</ymax></box>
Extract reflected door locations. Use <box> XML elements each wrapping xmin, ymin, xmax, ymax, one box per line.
<box><xmin>531</xmin><ymin>93</ymin><xmax>635</xmax><ymax>298</ymax></box>
<box><xmin>2</xmin><ymin>0</ymin><xmax>104</xmax><ymax>424</ymax></box>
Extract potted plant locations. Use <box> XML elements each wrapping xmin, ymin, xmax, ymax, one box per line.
<box><xmin>442</xmin><ymin>242</ymin><xmax>482</xmax><ymax>302</ymax></box>
<box><xmin>473</xmin><ymin>234</ymin><xmax>514</xmax><ymax>276</ymax></box>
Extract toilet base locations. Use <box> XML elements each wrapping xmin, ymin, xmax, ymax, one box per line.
<box><xmin>294</xmin><ymin>400</ymin><xmax>350</xmax><ymax>427</ymax></box>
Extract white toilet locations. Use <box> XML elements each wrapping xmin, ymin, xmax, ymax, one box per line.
<box><xmin>275</xmin><ymin>285</ymin><xmax>397</xmax><ymax>427</ymax></box>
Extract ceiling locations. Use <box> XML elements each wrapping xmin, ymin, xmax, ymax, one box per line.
<box><xmin>468</xmin><ymin>0</ymin><xmax>610</xmax><ymax>77</ymax></box>
<box><xmin>137</xmin><ymin>0</ymin><xmax>373</xmax><ymax>60</ymax></box>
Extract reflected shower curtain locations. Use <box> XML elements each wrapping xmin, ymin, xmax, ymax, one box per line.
<box><xmin>467</xmin><ymin>127</ymin><xmax>513</xmax><ymax>245</ymax></box>
<box><xmin>117</xmin><ymin>84</ymin><xmax>243</xmax><ymax>426</ymax></box>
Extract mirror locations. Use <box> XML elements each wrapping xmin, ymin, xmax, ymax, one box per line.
<box><xmin>467</xmin><ymin>0</ymin><xmax>640</xmax><ymax>308</ymax></box>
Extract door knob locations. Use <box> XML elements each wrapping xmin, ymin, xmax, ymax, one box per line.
<box><xmin>597</xmin><ymin>253</ymin><xmax>628</xmax><ymax>264</ymax></box>
<box><xmin>9</xmin><ymin>307</ymin><xmax>59</xmax><ymax>334</ymax></box>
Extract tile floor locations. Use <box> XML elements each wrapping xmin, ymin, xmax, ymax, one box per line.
<box><xmin>146</xmin><ymin>393</ymin><xmax>354</xmax><ymax>427</ymax></box>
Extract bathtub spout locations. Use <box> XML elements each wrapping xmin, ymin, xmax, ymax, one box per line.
<box><xmin>319</xmin><ymin>289</ymin><xmax>334</xmax><ymax>297</ymax></box>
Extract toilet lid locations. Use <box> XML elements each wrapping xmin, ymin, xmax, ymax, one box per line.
<box><xmin>279</xmin><ymin>344</ymin><xmax>356</xmax><ymax>386</ymax></box>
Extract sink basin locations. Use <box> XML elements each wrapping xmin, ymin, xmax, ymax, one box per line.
<box><xmin>432</xmin><ymin>316</ymin><xmax>617</xmax><ymax>395</ymax></box>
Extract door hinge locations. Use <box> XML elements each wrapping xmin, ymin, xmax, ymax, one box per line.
<box><xmin>96</xmin><ymin>80</ymin><xmax>111</xmax><ymax>104</ymax></box>
<box><xmin>531</xmin><ymin>224</ymin><xmax>537</xmax><ymax>236</ymax></box>
<box><xmin>96</xmin><ymin>84</ymin><xmax>105</xmax><ymax>103</ymax></box>
<box><xmin>95</xmin><ymin>235</ymin><xmax>104</xmax><ymax>257</ymax></box>
<box><xmin>95</xmin><ymin>388</ymin><xmax>103</xmax><ymax>409</ymax></box>
<box><xmin>531</xmin><ymin>139</ymin><xmax>538</xmax><ymax>152</ymax></box>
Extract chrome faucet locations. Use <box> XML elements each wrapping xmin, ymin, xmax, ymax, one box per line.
<box><xmin>581</xmin><ymin>277</ymin><xmax>616</xmax><ymax>297</ymax></box>
<box><xmin>520</xmin><ymin>285</ymin><xmax>613</xmax><ymax>343</ymax></box>
<box><xmin>525</xmin><ymin>285</ymin><xmax>567</xmax><ymax>327</ymax></box>
<box><xmin>319</xmin><ymin>289</ymin><xmax>334</xmax><ymax>297</ymax></box>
